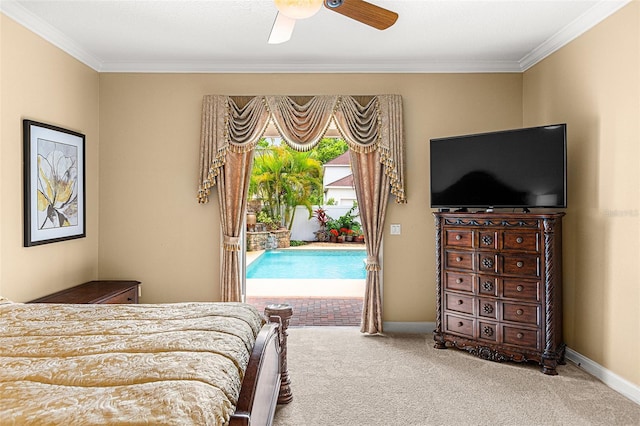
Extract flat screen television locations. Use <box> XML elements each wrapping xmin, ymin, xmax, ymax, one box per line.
<box><xmin>430</xmin><ymin>124</ymin><xmax>567</xmax><ymax>210</ymax></box>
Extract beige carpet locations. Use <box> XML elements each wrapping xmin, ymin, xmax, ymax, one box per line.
<box><xmin>273</xmin><ymin>327</ymin><xmax>640</xmax><ymax>426</ymax></box>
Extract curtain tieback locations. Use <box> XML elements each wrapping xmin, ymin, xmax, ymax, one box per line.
<box><xmin>223</xmin><ymin>235</ymin><xmax>241</xmax><ymax>252</ymax></box>
<box><xmin>366</xmin><ymin>256</ymin><xmax>380</xmax><ymax>271</ymax></box>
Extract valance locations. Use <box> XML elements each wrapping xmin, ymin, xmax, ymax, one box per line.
<box><xmin>197</xmin><ymin>95</ymin><xmax>406</xmax><ymax>204</ymax></box>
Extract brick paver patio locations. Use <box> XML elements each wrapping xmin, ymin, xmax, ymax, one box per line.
<box><xmin>246</xmin><ymin>296</ymin><xmax>363</xmax><ymax>327</ymax></box>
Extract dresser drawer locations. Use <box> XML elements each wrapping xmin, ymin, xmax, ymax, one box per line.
<box><xmin>502</xmin><ymin>302</ymin><xmax>539</xmax><ymax>325</ymax></box>
<box><xmin>102</xmin><ymin>288</ymin><xmax>138</xmax><ymax>304</ymax></box>
<box><xmin>444</xmin><ymin>314</ymin><xmax>474</xmax><ymax>338</ymax></box>
<box><xmin>502</xmin><ymin>325</ymin><xmax>539</xmax><ymax>350</ymax></box>
<box><xmin>445</xmin><ymin>229</ymin><xmax>473</xmax><ymax>248</ymax></box>
<box><xmin>478</xmin><ymin>298</ymin><xmax>497</xmax><ymax>319</ymax></box>
<box><xmin>445</xmin><ymin>272</ymin><xmax>474</xmax><ymax>293</ymax></box>
<box><xmin>477</xmin><ymin>253</ymin><xmax>498</xmax><ymax>274</ymax></box>
<box><xmin>477</xmin><ymin>276</ymin><xmax>498</xmax><ymax>296</ymax></box>
<box><xmin>478</xmin><ymin>231</ymin><xmax>498</xmax><ymax>249</ymax></box>
<box><xmin>445</xmin><ymin>293</ymin><xmax>475</xmax><ymax>315</ymax></box>
<box><xmin>502</xmin><ymin>231</ymin><xmax>539</xmax><ymax>253</ymax></box>
<box><xmin>501</xmin><ymin>255</ymin><xmax>540</xmax><ymax>277</ymax></box>
<box><xmin>445</xmin><ymin>250</ymin><xmax>474</xmax><ymax>271</ymax></box>
<box><xmin>503</xmin><ymin>279</ymin><xmax>540</xmax><ymax>302</ymax></box>
<box><xmin>478</xmin><ymin>320</ymin><xmax>498</xmax><ymax>342</ymax></box>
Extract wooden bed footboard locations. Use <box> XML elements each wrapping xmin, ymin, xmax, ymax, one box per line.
<box><xmin>229</xmin><ymin>304</ymin><xmax>293</xmax><ymax>426</ymax></box>
<box><xmin>229</xmin><ymin>322</ymin><xmax>281</xmax><ymax>426</ymax></box>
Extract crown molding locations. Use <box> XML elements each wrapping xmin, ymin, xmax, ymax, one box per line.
<box><xmin>519</xmin><ymin>0</ymin><xmax>631</xmax><ymax>71</ymax></box>
<box><xmin>97</xmin><ymin>60</ymin><xmax>524</xmax><ymax>74</ymax></box>
<box><xmin>0</xmin><ymin>0</ymin><xmax>103</xmax><ymax>70</ymax></box>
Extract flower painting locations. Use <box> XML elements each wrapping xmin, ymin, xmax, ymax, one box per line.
<box><xmin>24</xmin><ymin>120</ymin><xmax>85</xmax><ymax>246</ymax></box>
<box><xmin>37</xmin><ymin>140</ymin><xmax>79</xmax><ymax>229</ymax></box>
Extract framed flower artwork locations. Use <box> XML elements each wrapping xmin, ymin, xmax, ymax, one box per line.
<box><xmin>23</xmin><ymin>120</ymin><xmax>86</xmax><ymax>246</ymax></box>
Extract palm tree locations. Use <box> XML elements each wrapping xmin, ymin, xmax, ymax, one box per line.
<box><xmin>250</xmin><ymin>147</ymin><xmax>285</xmax><ymax>221</ymax></box>
<box><xmin>280</xmin><ymin>149</ymin><xmax>323</xmax><ymax>229</ymax></box>
<box><xmin>249</xmin><ymin>145</ymin><xmax>323</xmax><ymax>230</ymax></box>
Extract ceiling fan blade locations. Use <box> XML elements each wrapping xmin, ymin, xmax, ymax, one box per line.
<box><xmin>268</xmin><ymin>12</ymin><xmax>297</xmax><ymax>44</ymax></box>
<box><xmin>324</xmin><ymin>0</ymin><xmax>398</xmax><ymax>30</ymax></box>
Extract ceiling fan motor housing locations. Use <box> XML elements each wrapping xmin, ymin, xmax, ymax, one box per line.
<box><xmin>325</xmin><ymin>0</ymin><xmax>344</xmax><ymax>9</ymax></box>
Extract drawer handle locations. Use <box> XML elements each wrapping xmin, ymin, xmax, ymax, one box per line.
<box><xmin>455</xmin><ymin>234</ymin><xmax>462</xmax><ymax>241</ymax></box>
<box><xmin>456</xmin><ymin>278</ymin><xmax>463</xmax><ymax>284</ymax></box>
<box><xmin>457</xmin><ymin>321</ymin><xmax>464</xmax><ymax>327</ymax></box>
<box><xmin>516</xmin><ymin>285</ymin><xmax>524</xmax><ymax>292</ymax></box>
<box><xmin>516</xmin><ymin>237</ymin><xmax>524</xmax><ymax>244</ymax></box>
<box><xmin>516</xmin><ymin>309</ymin><xmax>524</xmax><ymax>315</ymax></box>
<box><xmin>127</xmin><ymin>297</ymin><xmax>133</xmax><ymax>302</ymax></box>
<box><xmin>516</xmin><ymin>332</ymin><xmax>524</xmax><ymax>339</ymax></box>
<box><xmin>456</xmin><ymin>256</ymin><xmax>462</xmax><ymax>262</ymax></box>
<box><xmin>516</xmin><ymin>261</ymin><xmax>524</xmax><ymax>268</ymax></box>
<box><xmin>457</xmin><ymin>299</ymin><xmax>464</xmax><ymax>305</ymax></box>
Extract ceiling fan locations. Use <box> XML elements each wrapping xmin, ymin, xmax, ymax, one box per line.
<box><xmin>268</xmin><ymin>0</ymin><xmax>398</xmax><ymax>44</ymax></box>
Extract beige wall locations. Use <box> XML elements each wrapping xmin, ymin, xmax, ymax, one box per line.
<box><xmin>0</xmin><ymin>15</ymin><xmax>100</xmax><ymax>300</ymax></box>
<box><xmin>97</xmin><ymin>73</ymin><xmax>523</xmax><ymax>318</ymax></box>
<box><xmin>523</xmin><ymin>2</ymin><xmax>639</xmax><ymax>385</ymax></box>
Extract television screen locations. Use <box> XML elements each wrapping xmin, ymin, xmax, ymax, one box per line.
<box><xmin>430</xmin><ymin>124</ymin><xmax>566</xmax><ymax>210</ymax></box>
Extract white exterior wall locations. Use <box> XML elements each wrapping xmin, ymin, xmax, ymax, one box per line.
<box><xmin>325</xmin><ymin>187</ymin><xmax>357</xmax><ymax>206</ymax></box>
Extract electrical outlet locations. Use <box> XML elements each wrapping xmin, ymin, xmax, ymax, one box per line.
<box><xmin>390</xmin><ymin>224</ymin><xmax>401</xmax><ymax>235</ymax></box>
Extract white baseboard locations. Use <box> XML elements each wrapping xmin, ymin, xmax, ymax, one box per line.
<box><xmin>378</xmin><ymin>325</ymin><xmax>639</xmax><ymax>405</ymax></box>
<box><xmin>565</xmin><ymin>347</ymin><xmax>640</xmax><ymax>405</ymax></box>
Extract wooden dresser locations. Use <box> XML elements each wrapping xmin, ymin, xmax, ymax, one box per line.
<box><xmin>29</xmin><ymin>280</ymin><xmax>141</xmax><ymax>304</ymax></box>
<box><xmin>433</xmin><ymin>212</ymin><xmax>564</xmax><ymax>375</ymax></box>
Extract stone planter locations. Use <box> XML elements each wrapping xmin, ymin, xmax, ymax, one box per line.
<box><xmin>246</xmin><ymin>231</ymin><xmax>270</xmax><ymax>251</ymax></box>
<box><xmin>246</xmin><ymin>229</ymin><xmax>290</xmax><ymax>250</ymax></box>
<box><xmin>272</xmin><ymin>229</ymin><xmax>291</xmax><ymax>248</ymax></box>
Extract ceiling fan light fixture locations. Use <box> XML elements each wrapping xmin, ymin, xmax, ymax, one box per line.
<box><xmin>274</xmin><ymin>0</ymin><xmax>323</xmax><ymax>20</ymax></box>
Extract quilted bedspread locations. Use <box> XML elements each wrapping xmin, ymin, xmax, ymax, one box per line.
<box><xmin>0</xmin><ymin>302</ymin><xmax>265</xmax><ymax>425</ymax></box>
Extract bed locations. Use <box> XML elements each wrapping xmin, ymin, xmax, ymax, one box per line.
<box><xmin>0</xmin><ymin>297</ymin><xmax>289</xmax><ymax>425</ymax></box>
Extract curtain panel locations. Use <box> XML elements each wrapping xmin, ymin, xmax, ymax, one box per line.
<box><xmin>198</xmin><ymin>95</ymin><xmax>406</xmax><ymax>334</ymax></box>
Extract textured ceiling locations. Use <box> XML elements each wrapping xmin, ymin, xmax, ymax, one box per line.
<box><xmin>0</xmin><ymin>0</ymin><xmax>630</xmax><ymax>73</ymax></box>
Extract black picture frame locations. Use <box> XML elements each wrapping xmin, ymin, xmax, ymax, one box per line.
<box><xmin>23</xmin><ymin>120</ymin><xmax>86</xmax><ymax>247</ymax></box>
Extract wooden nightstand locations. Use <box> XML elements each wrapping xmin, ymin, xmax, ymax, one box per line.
<box><xmin>29</xmin><ymin>280</ymin><xmax>141</xmax><ymax>304</ymax></box>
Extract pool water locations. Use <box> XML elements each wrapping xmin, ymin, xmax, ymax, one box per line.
<box><xmin>246</xmin><ymin>249</ymin><xmax>367</xmax><ymax>279</ymax></box>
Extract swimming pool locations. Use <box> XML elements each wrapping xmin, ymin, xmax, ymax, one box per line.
<box><xmin>246</xmin><ymin>249</ymin><xmax>367</xmax><ymax>279</ymax></box>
